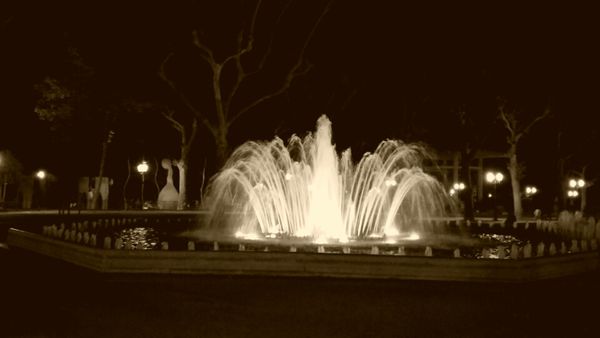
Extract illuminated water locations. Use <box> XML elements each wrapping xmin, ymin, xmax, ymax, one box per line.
<box><xmin>203</xmin><ymin>116</ymin><xmax>454</xmax><ymax>243</ymax></box>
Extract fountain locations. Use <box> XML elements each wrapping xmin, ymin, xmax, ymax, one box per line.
<box><xmin>5</xmin><ymin>116</ymin><xmax>599</xmax><ymax>282</ymax></box>
<box><xmin>202</xmin><ymin>115</ymin><xmax>455</xmax><ymax>244</ymax></box>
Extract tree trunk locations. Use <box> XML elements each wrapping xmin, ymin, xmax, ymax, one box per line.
<box><xmin>91</xmin><ymin>140</ymin><xmax>108</xmax><ymax>210</ymax></box>
<box><xmin>215</xmin><ymin>128</ymin><xmax>229</xmax><ymax>168</ymax></box>
<box><xmin>508</xmin><ymin>146</ymin><xmax>522</xmax><ymax>219</ymax></box>
<box><xmin>460</xmin><ymin>150</ymin><xmax>474</xmax><ymax>220</ymax></box>
<box><xmin>177</xmin><ymin>148</ymin><xmax>188</xmax><ymax>210</ymax></box>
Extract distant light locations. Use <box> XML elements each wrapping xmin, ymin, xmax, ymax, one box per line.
<box><xmin>526</xmin><ymin>187</ymin><xmax>532</xmax><ymax>194</ymax></box>
<box><xmin>488</xmin><ymin>193</ymin><xmax>492</xmax><ymax>198</ymax></box>
<box><xmin>453</xmin><ymin>182</ymin><xmax>465</xmax><ymax>191</ymax></box>
<box><xmin>531</xmin><ymin>187</ymin><xmax>537</xmax><ymax>194</ymax></box>
<box><xmin>569</xmin><ymin>179</ymin><xmax>577</xmax><ymax>188</ymax></box>
<box><xmin>385</xmin><ymin>178</ymin><xmax>397</xmax><ymax>187</ymax></box>
<box><xmin>485</xmin><ymin>172</ymin><xmax>495</xmax><ymax>183</ymax></box>
<box><xmin>450</xmin><ymin>188</ymin><xmax>456</xmax><ymax>196</ymax></box>
<box><xmin>285</xmin><ymin>172</ymin><xmax>293</xmax><ymax>181</ymax></box>
<box><xmin>495</xmin><ymin>173</ymin><xmax>504</xmax><ymax>182</ymax></box>
<box><xmin>36</xmin><ymin>170</ymin><xmax>46</xmax><ymax>179</ymax></box>
<box><xmin>568</xmin><ymin>190</ymin><xmax>579</xmax><ymax>198</ymax></box>
<box><xmin>136</xmin><ymin>161</ymin><xmax>149</xmax><ymax>174</ymax></box>
<box><xmin>577</xmin><ymin>179</ymin><xmax>585</xmax><ymax>188</ymax></box>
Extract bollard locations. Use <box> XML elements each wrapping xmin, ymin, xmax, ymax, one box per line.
<box><xmin>560</xmin><ymin>242</ymin><xmax>567</xmax><ymax>255</ymax></box>
<box><xmin>424</xmin><ymin>246</ymin><xmax>433</xmax><ymax>257</ymax></box>
<box><xmin>317</xmin><ymin>245</ymin><xmax>325</xmax><ymax>253</ymax></box>
<box><xmin>187</xmin><ymin>241</ymin><xmax>196</xmax><ymax>251</ymax></box>
<box><xmin>213</xmin><ymin>241</ymin><xmax>219</xmax><ymax>251</ymax></box>
<box><xmin>453</xmin><ymin>248</ymin><xmax>461</xmax><ymax>258</ymax></box>
<box><xmin>64</xmin><ymin>230</ymin><xmax>70</xmax><ymax>241</ymax></box>
<box><xmin>549</xmin><ymin>243</ymin><xmax>557</xmax><ymax>256</ymax></box>
<box><xmin>523</xmin><ymin>243</ymin><xmax>532</xmax><ymax>258</ymax></box>
<box><xmin>103</xmin><ymin>237</ymin><xmax>112</xmax><ymax>249</ymax></box>
<box><xmin>115</xmin><ymin>238</ymin><xmax>123</xmax><ymax>249</ymax></box>
<box><xmin>581</xmin><ymin>240</ymin><xmax>588</xmax><ymax>252</ymax></box>
<box><xmin>290</xmin><ymin>246</ymin><xmax>297</xmax><ymax>253</ymax></box>
<box><xmin>50</xmin><ymin>225</ymin><xmax>57</xmax><ymax>238</ymax></box>
<box><xmin>238</xmin><ymin>244</ymin><xmax>246</xmax><ymax>251</ymax></box>
<box><xmin>510</xmin><ymin>243</ymin><xmax>519</xmax><ymax>259</ymax></box>
<box><xmin>497</xmin><ymin>245</ymin><xmax>506</xmax><ymax>259</ymax></box>
<box><xmin>83</xmin><ymin>232</ymin><xmax>90</xmax><ymax>245</ymax></box>
<box><xmin>161</xmin><ymin>241</ymin><xmax>169</xmax><ymax>250</ymax></box>
<box><xmin>536</xmin><ymin>242</ymin><xmax>545</xmax><ymax>257</ymax></box>
<box><xmin>371</xmin><ymin>246</ymin><xmax>379</xmax><ymax>255</ymax></box>
<box><xmin>398</xmin><ymin>246</ymin><xmax>406</xmax><ymax>256</ymax></box>
<box><xmin>570</xmin><ymin>240</ymin><xmax>579</xmax><ymax>253</ymax></box>
<box><xmin>76</xmin><ymin>232</ymin><xmax>83</xmax><ymax>243</ymax></box>
<box><xmin>481</xmin><ymin>248</ymin><xmax>490</xmax><ymax>258</ymax></box>
<box><xmin>90</xmin><ymin>234</ymin><xmax>97</xmax><ymax>247</ymax></box>
<box><xmin>342</xmin><ymin>247</ymin><xmax>350</xmax><ymax>254</ymax></box>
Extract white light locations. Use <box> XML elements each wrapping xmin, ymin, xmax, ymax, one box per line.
<box><xmin>338</xmin><ymin>236</ymin><xmax>349</xmax><ymax>244</ymax></box>
<box><xmin>526</xmin><ymin>187</ymin><xmax>532</xmax><ymax>194</ymax></box>
<box><xmin>36</xmin><ymin>170</ymin><xmax>46</xmax><ymax>179</ymax></box>
<box><xmin>384</xmin><ymin>226</ymin><xmax>400</xmax><ymax>237</ymax></box>
<box><xmin>569</xmin><ymin>179</ymin><xmax>577</xmax><ymax>188</ymax></box>
<box><xmin>485</xmin><ymin>172</ymin><xmax>495</xmax><ymax>183</ymax></box>
<box><xmin>285</xmin><ymin>172</ymin><xmax>293</xmax><ymax>181</ymax></box>
<box><xmin>234</xmin><ymin>231</ymin><xmax>244</xmax><ymax>238</ymax></box>
<box><xmin>458</xmin><ymin>183</ymin><xmax>465</xmax><ymax>190</ymax></box>
<box><xmin>453</xmin><ymin>183</ymin><xmax>459</xmax><ymax>190</ymax></box>
<box><xmin>495</xmin><ymin>173</ymin><xmax>504</xmax><ymax>182</ymax></box>
<box><xmin>314</xmin><ymin>236</ymin><xmax>328</xmax><ymax>244</ymax></box>
<box><xmin>577</xmin><ymin>179</ymin><xmax>585</xmax><ymax>188</ymax></box>
<box><xmin>385</xmin><ymin>178</ymin><xmax>397</xmax><ymax>187</ymax></box>
<box><xmin>573</xmin><ymin>190</ymin><xmax>579</xmax><ymax>197</ymax></box>
<box><xmin>449</xmin><ymin>188</ymin><xmax>456</xmax><ymax>196</ymax></box>
<box><xmin>531</xmin><ymin>187</ymin><xmax>537</xmax><ymax>194</ymax></box>
<box><xmin>407</xmin><ymin>232</ymin><xmax>420</xmax><ymax>241</ymax></box>
<box><xmin>488</xmin><ymin>193</ymin><xmax>492</xmax><ymax>198</ymax></box>
<box><xmin>137</xmin><ymin>161</ymin><xmax>149</xmax><ymax>174</ymax></box>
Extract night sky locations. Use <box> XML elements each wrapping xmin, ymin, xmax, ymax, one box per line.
<box><xmin>1</xmin><ymin>0</ymin><xmax>599</xmax><ymax>208</ymax></box>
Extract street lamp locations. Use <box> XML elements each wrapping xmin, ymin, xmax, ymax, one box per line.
<box><xmin>525</xmin><ymin>186</ymin><xmax>538</xmax><ymax>197</ymax></box>
<box><xmin>136</xmin><ymin>161</ymin><xmax>149</xmax><ymax>209</ymax></box>
<box><xmin>449</xmin><ymin>182</ymin><xmax>465</xmax><ymax>196</ymax></box>
<box><xmin>36</xmin><ymin>170</ymin><xmax>47</xmax><ymax>208</ymax></box>
<box><xmin>485</xmin><ymin>171</ymin><xmax>504</xmax><ymax>221</ymax></box>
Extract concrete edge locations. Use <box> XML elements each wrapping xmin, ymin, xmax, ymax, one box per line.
<box><xmin>6</xmin><ymin>228</ymin><xmax>600</xmax><ymax>282</ymax></box>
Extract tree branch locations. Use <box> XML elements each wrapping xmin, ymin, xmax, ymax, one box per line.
<box><xmin>192</xmin><ymin>30</ymin><xmax>216</xmax><ymax>66</ymax></box>
<box><xmin>521</xmin><ymin>106</ymin><xmax>551</xmax><ymax>135</ymax></box>
<box><xmin>227</xmin><ymin>0</ymin><xmax>333</xmax><ymax>127</ymax></box>
<box><xmin>161</xmin><ymin>109</ymin><xmax>184</xmax><ymax>134</ymax></box>
<box><xmin>158</xmin><ymin>53</ymin><xmax>217</xmax><ymax>137</ymax></box>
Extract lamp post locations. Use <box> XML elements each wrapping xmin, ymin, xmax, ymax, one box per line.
<box><xmin>36</xmin><ymin>170</ymin><xmax>46</xmax><ymax>209</ymax></box>
<box><xmin>136</xmin><ymin>161</ymin><xmax>149</xmax><ymax>209</ymax></box>
<box><xmin>485</xmin><ymin>171</ymin><xmax>504</xmax><ymax>221</ymax></box>
<box><xmin>567</xmin><ymin>178</ymin><xmax>585</xmax><ymax>211</ymax></box>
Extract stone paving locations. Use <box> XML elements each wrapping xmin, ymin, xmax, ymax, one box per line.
<box><xmin>1</xmin><ymin>245</ymin><xmax>600</xmax><ymax>337</ymax></box>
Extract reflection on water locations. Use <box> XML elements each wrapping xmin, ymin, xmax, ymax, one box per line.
<box><xmin>113</xmin><ymin>227</ymin><xmax>159</xmax><ymax>250</ymax></box>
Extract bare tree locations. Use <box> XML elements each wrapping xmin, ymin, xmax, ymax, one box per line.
<box><xmin>498</xmin><ymin>98</ymin><xmax>551</xmax><ymax>219</ymax></box>
<box><xmin>161</xmin><ymin>108</ymin><xmax>198</xmax><ymax>209</ymax></box>
<box><xmin>159</xmin><ymin>0</ymin><xmax>334</xmax><ymax>166</ymax></box>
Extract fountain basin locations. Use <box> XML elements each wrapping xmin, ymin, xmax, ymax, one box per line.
<box><xmin>7</xmin><ymin>228</ymin><xmax>599</xmax><ymax>282</ymax></box>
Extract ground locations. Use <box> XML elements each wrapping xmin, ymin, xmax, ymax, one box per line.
<box><xmin>1</xmin><ymin>245</ymin><xmax>599</xmax><ymax>338</ymax></box>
